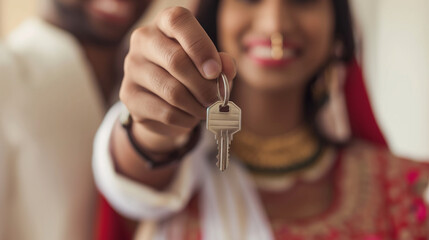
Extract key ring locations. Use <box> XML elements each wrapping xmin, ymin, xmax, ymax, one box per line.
<box><xmin>217</xmin><ymin>73</ymin><xmax>230</xmax><ymax>107</ymax></box>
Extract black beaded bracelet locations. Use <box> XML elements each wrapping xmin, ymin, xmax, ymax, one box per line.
<box><xmin>119</xmin><ymin>109</ymin><xmax>201</xmax><ymax>169</ymax></box>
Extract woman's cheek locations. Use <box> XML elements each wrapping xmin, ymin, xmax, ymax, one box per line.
<box><xmin>301</xmin><ymin>11</ymin><xmax>335</xmax><ymax>64</ymax></box>
<box><xmin>217</xmin><ymin>5</ymin><xmax>248</xmax><ymax>55</ymax></box>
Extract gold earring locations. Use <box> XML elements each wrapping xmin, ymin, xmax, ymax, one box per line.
<box><xmin>271</xmin><ymin>32</ymin><xmax>283</xmax><ymax>60</ymax></box>
<box><xmin>312</xmin><ymin>66</ymin><xmax>333</xmax><ymax>107</ymax></box>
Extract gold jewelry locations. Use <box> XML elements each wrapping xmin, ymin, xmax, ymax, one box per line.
<box><xmin>230</xmin><ymin>126</ymin><xmax>336</xmax><ymax>191</ymax></box>
<box><xmin>231</xmin><ymin>125</ymin><xmax>319</xmax><ymax>169</ymax></box>
<box><xmin>248</xmin><ymin>147</ymin><xmax>336</xmax><ymax>192</ymax></box>
<box><xmin>271</xmin><ymin>32</ymin><xmax>283</xmax><ymax>60</ymax></box>
<box><xmin>311</xmin><ymin>63</ymin><xmax>337</xmax><ymax>109</ymax></box>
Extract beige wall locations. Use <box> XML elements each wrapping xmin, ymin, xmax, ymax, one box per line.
<box><xmin>0</xmin><ymin>0</ymin><xmax>38</xmax><ymax>37</ymax></box>
<box><xmin>0</xmin><ymin>0</ymin><xmax>190</xmax><ymax>37</ymax></box>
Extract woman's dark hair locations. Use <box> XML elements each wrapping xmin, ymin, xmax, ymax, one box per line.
<box><xmin>195</xmin><ymin>0</ymin><xmax>355</xmax><ymax>62</ymax></box>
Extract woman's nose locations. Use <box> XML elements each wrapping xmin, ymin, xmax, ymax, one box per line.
<box><xmin>255</xmin><ymin>0</ymin><xmax>295</xmax><ymax>35</ymax></box>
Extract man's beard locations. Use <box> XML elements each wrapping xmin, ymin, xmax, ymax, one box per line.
<box><xmin>52</xmin><ymin>1</ymin><xmax>124</xmax><ymax>46</ymax></box>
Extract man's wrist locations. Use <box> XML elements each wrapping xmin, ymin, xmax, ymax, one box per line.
<box><xmin>120</xmin><ymin>109</ymin><xmax>201</xmax><ymax>169</ymax></box>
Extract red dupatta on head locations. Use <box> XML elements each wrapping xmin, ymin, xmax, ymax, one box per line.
<box><xmin>94</xmin><ymin>59</ymin><xmax>388</xmax><ymax>240</ymax></box>
<box><xmin>344</xmin><ymin>60</ymin><xmax>387</xmax><ymax>147</ymax></box>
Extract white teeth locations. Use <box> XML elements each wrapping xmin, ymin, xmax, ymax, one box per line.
<box><xmin>249</xmin><ymin>46</ymin><xmax>295</xmax><ymax>59</ymax></box>
<box><xmin>251</xmin><ymin>46</ymin><xmax>271</xmax><ymax>58</ymax></box>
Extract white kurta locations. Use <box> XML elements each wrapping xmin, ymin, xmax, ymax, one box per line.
<box><xmin>93</xmin><ymin>103</ymin><xmax>274</xmax><ymax>240</ymax></box>
<box><xmin>0</xmin><ymin>18</ymin><xmax>105</xmax><ymax>240</ymax></box>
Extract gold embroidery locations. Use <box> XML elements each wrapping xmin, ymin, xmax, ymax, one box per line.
<box><xmin>273</xmin><ymin>141</ymin><xmax>383</xmax><ymax>237</ymax></box>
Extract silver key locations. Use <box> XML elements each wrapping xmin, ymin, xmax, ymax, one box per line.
<box><xmin>207</xmin><ymin>101</ymin><xmax>241</xmax><ymax>171</ymax></box>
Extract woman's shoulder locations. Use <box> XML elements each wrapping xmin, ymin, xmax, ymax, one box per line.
<box><xmin>344</xmin><ymin>139</ymin><xmax>429</xmax><ymax>180</ymax></box>
<box><xmin>342</xmin><ymin>139</ymin><xmax>429</xmax><ymax>235</ymax></box>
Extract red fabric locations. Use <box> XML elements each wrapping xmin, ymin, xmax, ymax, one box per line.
<box><xmin>95</xmin><ymin>194</ymin><xmax>131</xmax><ymax>240</ymax></box>
<box><xmin>344</xmin><ymin>60</ymin><xmax>388</xmax><ymax>147</ymax></box>
<box><xmin>94</xmin><ymin>59</ymin><xmax>388</xmax><ymax>240</ymax></box>
<box><xmin>270</xmin><ymin>147</ymin><xmax>429</xmax><ymax>240</ymax></box>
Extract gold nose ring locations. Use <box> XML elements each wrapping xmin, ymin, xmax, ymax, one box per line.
<box><xmin>271</xmin><ymin>32</ymin><xmax>284</xmax><ymax>60</ymax></box>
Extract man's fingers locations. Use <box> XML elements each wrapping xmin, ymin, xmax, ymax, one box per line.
<box><xmin>120</xmin><ymin>86</ymin><xmax>199</xmax><ymax>130</ymax></box>
<box><xmin>137</xmin><ymin>120</ymin><xmax>194</xmax><ymax>138</ymax></box>
<box><xmin>123</xmin><ymin>57</ymin><xmax>206</xmax><ymax>119</ymax></box>
<box><xmin>131</xmin><ymin>26</ymin><xmax>219</xmax><ymax>107</ymax></box>
<box><xmin>219</xmin><ymin>52</ymin><xmax>237</xmax><ymax>89</ymax></box>
<box><xmin>157</xmin><ymin>7</ymin><xmax>221</xmax><ymax>79</ymax></box>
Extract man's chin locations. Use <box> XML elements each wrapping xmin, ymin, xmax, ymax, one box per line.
<box><xmin>52</xmin><ymin>0</ymin><xmax>130</xmax><ymax>46</ymax></box>
<box><xmin>74</xmin><ymin>30</ymin><xmax>125</xmax><ymax>46</ymax></box>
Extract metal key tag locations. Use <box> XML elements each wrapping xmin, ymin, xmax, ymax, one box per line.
<box><xmin>206</xmin><ymin>73</ymin><xmax>241</xmax><ymax>171</ymax></box>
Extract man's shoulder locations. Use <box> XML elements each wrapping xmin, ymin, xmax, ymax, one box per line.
<box><xmin>2</xmin><ymin>18</ymin><xmax>93</xmax><ymax>90</ymax></box>
<box><xmin>0</xmin><ymin>42</ymin><xmax>21</xmax><ymax>103</ymax></box>
<box><xmin>5</xmin><ymin>18</ymin><xmax>87</xmax><ymax>75</ymax></box>
<box><xmin>6</xmin><ymin>18</ymin><xmax>73</xmax><ymax>51</ymax></box>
